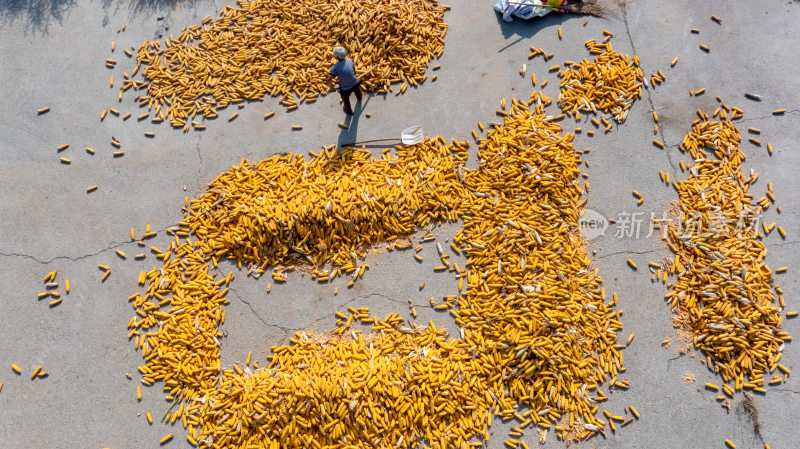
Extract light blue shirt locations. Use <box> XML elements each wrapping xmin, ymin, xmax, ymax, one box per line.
<box><xmin>330</xmin><ymin>59</ymin><xmax>359</xmax><ymax>90</ymax></box>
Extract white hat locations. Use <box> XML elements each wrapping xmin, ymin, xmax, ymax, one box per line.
<box><xmin>333</xmin><ymin>46</ymin><xmax>346</xmax><ymax>60</ymax></box>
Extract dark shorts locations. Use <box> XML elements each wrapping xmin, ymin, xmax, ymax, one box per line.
<box><xmin>338</xmin><ymin>83</ymin><xmax>362</xmax><ymax>114</ymax></box>
<box><xmin>339</xmin><ymin>83</ymin><xmax>361</xmax><ymax>96</ymax></box>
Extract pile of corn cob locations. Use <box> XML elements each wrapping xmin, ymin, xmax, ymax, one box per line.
<box><xmin>196</xmin><ymin>323</ymin><xmax>494</xmax><ymax>448</ymax></box>
<box><xmin>665</xmin><ymin>120</ymin><xmax>790</xmax><ymax>392</ymax></box>
<box><xmin>128</xmin><ymin>241</ymin><xmax>227</xmax><ymax>402</ymax></box>
<box><xmin>184</xmin><ymin>141</ymin><xmax>469</xmax><ymax>269</ymax></box>
<box><xmin>129</xmin><ymin>0</ymin><xmax>448</xmax><ymax>127</ymax></box>
<box><xmin>455</xmin><ymin>93</ymin><xmax>625</xmax><ymax>440</ymax></box>
<box><xmin>131</xmin><ymin>243</ymin><xmax>496</xmax><ymax>448</ymax></box>
<box><xmin>557</xmin><ymin>40</ymin><xmax>644</xmax><ymax>123</ymax></box>
<box><xmin>128</xmin><ymin>94</ymin><xmax>625</xmax><ymax>447</ymax></box>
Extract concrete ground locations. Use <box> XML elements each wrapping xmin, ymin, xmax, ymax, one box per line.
<box><xmin>1</xmin><ymin>0</ymin><xmax>799</xmax><ymax>448</ymax></box>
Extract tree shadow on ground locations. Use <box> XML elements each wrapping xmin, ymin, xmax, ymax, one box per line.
<box><xmin>100</xmin><ymin>0</ymin><xmax>202</xmax><ymax>30</ymax></box>
<box><xmin>0</xmin><ymin>0</ymin><xmax>203</xmax><ymax>34</ymax></box>
<box><xmin>0</xmin><ymin>0</ymin><xmax>78</xmax><ymax>33</ymax></box>
<box><xmin>124</xmin><ymin>0</ymin><xmax>192</xmax><ymax>16</ymax></box>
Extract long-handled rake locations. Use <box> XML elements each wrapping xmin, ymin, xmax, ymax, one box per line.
<box><xmin>331</xmin><ymin>64</ymin><xmax>379</xmax><ymax>91</ymax></box>
<box><xmin>340</xmin><ymin>125</ymin><xmax>424</xmax><ymax>147</ymax></box>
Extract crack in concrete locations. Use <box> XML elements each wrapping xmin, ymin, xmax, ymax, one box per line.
<box><xmin>769</xmin><ymin>239</ymin><xmax>800</xmax><ymax>248</ymax></box>
<box><xmin>0</xmin><ymin>246</ymin><xmax>121</xmax><ymax>265</ymax></box>
<box><xmin>348</xmin><ymin>292</ymin><xmax>408</xmax><ymax>307</ymax></box>
<box><xmin>229</xmin><ymin>288</ymin><xmax>293</xmax><ymax>332</ymax></box>
<box><xmin>233</xmin><ymin>291</ymin><xmax>403</xmax><ymax>347</ymax></box>
<box><xmin>735</xmin><ymin>109</ymin><xmax>800</xmax><ymax>125</ymax></box>
<box><xmin>593</xmin><ymin>239</ymin><xmax>798</xmax><ymax>262</ymax></box>
<box><xmin>195</xmin><ymin>132</ymin><xmax>204</xmax><ymax>191</ymax></box>
<box><xmin>0</xmin><ymin>226</ymin><xmax>173</xmax><ymax>265</ymax></box>
<box><xmin>229</xmin><ymin>288</ymin><xmax>408</xmax><ymax>336</ymax></box>
<box><xmin>227</xmin><ymin>288</ymin><xmax>305</xmax><ymax>346</ymax></box>
<box><xmin>621</xmin><ymin>5</ymin><xmax>677</xmax><ymax>171</ymax></box>
<box><xmin>0</xmin><ymin>228</ymin><xmax>166</xmax><ymax>265</ymax></box>
<box><xmin>594</xmin><ymin>247</ymin><xmax>663</xmax><ymax>260</ymax></box>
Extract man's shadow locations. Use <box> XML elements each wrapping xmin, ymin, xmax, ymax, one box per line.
<box><xmin>336</xmin><ymin>95</ymin><xmax>370</xmax><ymax>148</ymax></box>
<box><xmin>494</xmin><ymin>7</ymin><xmax>568</xmax><ymax>52</ymax></box>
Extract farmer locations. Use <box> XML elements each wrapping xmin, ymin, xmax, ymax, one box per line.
<box><xmin>326</xmin><ymin>46</ymin><xmax>362</xmax><ymax>115</ymax></box>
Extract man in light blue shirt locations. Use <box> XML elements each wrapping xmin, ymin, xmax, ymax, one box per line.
<box><xmin>326</xmin><ymin>46</ymin><xmax>362</xmax><ymax>115</ymax></box>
